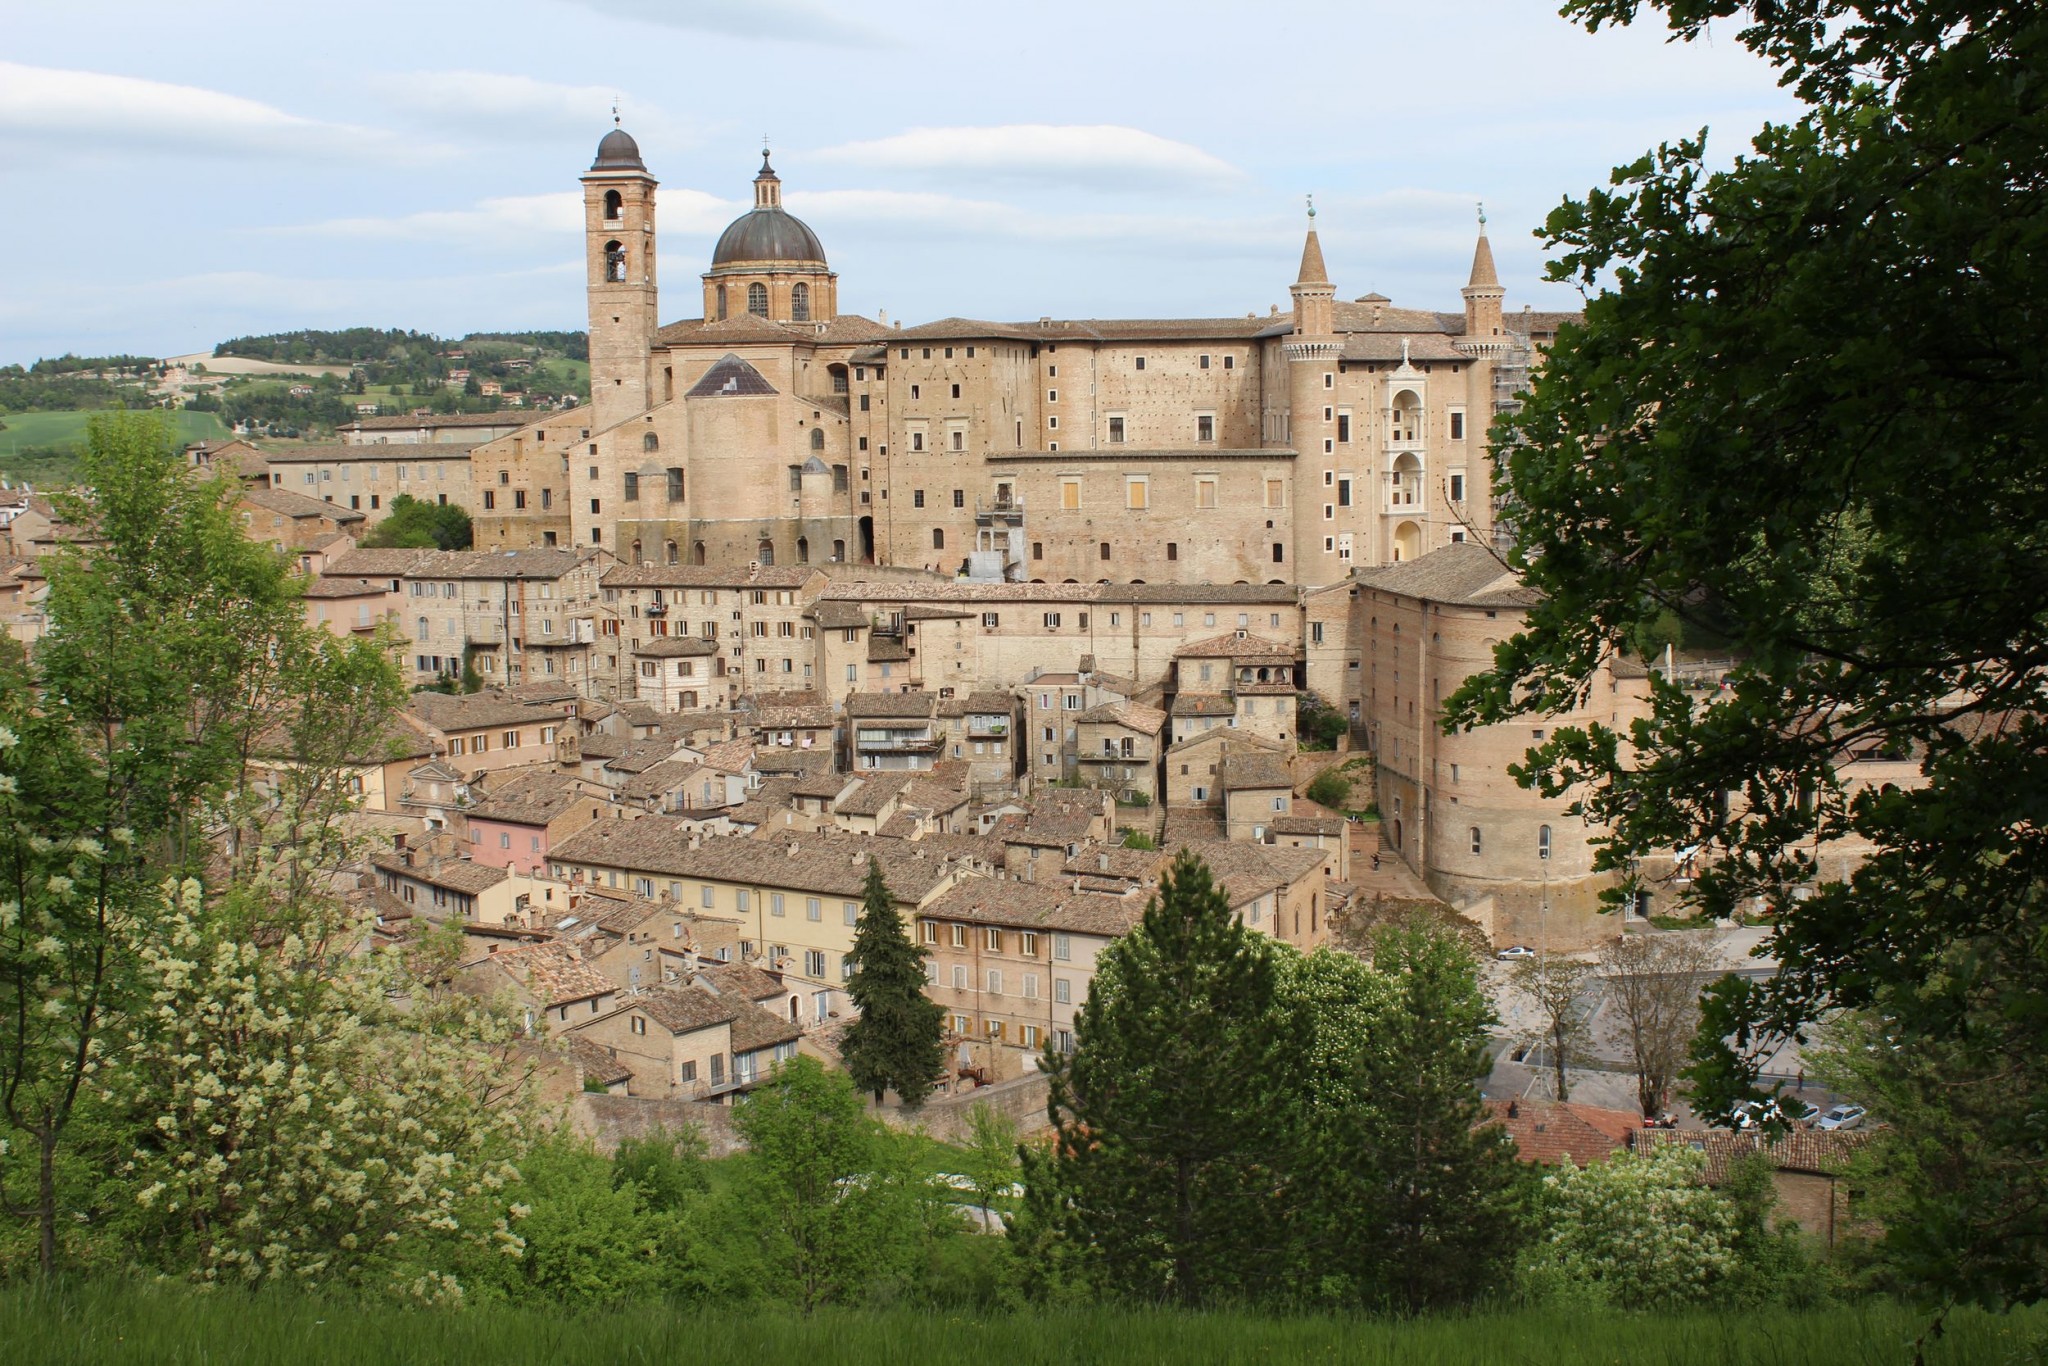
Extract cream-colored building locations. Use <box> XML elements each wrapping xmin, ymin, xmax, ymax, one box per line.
<box><xmin>466</xmin><ymin>127</ymin><xmax>1574</xmax><ymax>590</ymax></box>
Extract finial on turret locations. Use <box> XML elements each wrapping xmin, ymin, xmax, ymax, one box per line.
<box><xmin>1477</xmin><ymin>200</ymin><xmax>1487</xmax><ymax>230</ymax></box>
<box><xmin>612</xmin><ymin>98</ymin><xmax>620</xmax><ymax>127</ymax></box>
<box><xmin>1306</xmin><ymin>193</ymin><xmax>1316</xmax><ymax>221</ymax></box>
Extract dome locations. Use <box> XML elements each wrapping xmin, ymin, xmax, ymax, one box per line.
<box><xmin>711</xmin><ymin>207</ymin><xmax>826</xmax><ymax>267</ymax></box>
<box><xmin>591</xmin><ymin>128</ymin><xmax>645</xmax><ymax>171</ymax></box>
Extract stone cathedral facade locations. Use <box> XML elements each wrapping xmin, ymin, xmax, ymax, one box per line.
<box><xmin>470</xmin><ymin>126</ymin><xmax>1576</xmax><ymax>587</ymax></box>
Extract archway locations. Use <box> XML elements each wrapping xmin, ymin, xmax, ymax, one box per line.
<box><xmin>1393</xmin><ymin>520</ymin><xmax>1422</xmax><ymax>562</ymax></box>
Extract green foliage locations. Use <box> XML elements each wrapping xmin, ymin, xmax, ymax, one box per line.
<box><xmin>698</xmin><ymin>1057</ymin><xmax>933</xmax><ymax>1311</ymax></box>
<box><xmin>456</xmin><ymin>1135</ymin><xmax>665</xmax><ymax>1308</ymax></box>
<box><xmin>1441</xmin><ymin>0</ymin><xmax>2048</xmax><ymax>1309</ymax></box>
<box><xmin>361</xmin><ymin>493</ymin><xmax>473</xmax><ymax>550</ymax></box>
<box><xmin>959</xmin><ymin>1103</ymin><xmax>1020</xmax><ymax>1229</ymax></box>
<box><xmin>1520</xmin><ymin>1146</ymin><xmax>1738</xmax><ymax>1310</ymax></box>
<box><xmin>611</xmin><ymin>1127</ymin><xmax>709</xmax><ymax>1214</ymax></box>
<box><xmin>0</xmin><ymin>411</ymin><xmax>407</xmax><ymax>1278</ymax></box>
<box><xmin>839</xmin><ymin>859</ymin><xmax>946</xmax><ymax>1108</ymax></box>
<box><xmin>1027</xmin><ymin>849</ymin><xmax>1293</xmax><ymax>1306</ymax></box>
<box><xmin>1295</xmin><ymin>691</ymin><xmax>1349</xmax><ymax>751</ymax></box>
<box><xmin>1304</xmin><ymin>768</ymin><xmax>1350</xmax><ymax>810</ymax></box>
<box><xmin>1119</xmin><ymin>830</ymin><xmax>1157</xmax><ymax>850</ymax></box>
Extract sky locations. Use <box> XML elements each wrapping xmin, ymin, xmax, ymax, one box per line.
<box><xmin>0</xmin><ymin>0</ymin><xmax>1803</xmax><ymax>365</ymax></box>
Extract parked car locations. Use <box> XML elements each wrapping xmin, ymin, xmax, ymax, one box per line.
<box><xmin>1815</xmin><ymin>1104</ymin><xmax>1867</xmax><ymax>1131</ymax></box>
<box><xmin>1496</xmin><ymin>945</ymin><xmax>1537</xmax><ymax>961</ymax></box>
<box><xmin>1733</xmin><ymin>1098</ymin><xmax>1821</xmax><ymax>1129</ymax></box>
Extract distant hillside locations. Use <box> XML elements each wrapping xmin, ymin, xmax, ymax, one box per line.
<box><xmin>216</xmin><ymin>329</ymin><xmax>588</xmax><ymax>366</ymax></box>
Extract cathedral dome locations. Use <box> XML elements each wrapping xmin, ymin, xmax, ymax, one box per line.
<box><xmin>711</xmin><ymin>150</ymin><xmax>826</xmax><ymax>267</ymax></box>
<box><xmin>711</xmin><ymin>206</ymin><xmax>826</xmax><ymax>266</ymax></box>
<box><xmin>591</xmin><ymin>127</ymin><xmax>645</xmax><ymax>171</ymax></box>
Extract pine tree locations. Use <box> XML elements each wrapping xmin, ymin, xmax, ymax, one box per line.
<box><xmin>1031</xmin><ymin>849</ymin><xmax>1294</xmax><ymax>1307</ymax></box>
<box><xmin>839</xmin><ymin>857</ymin><xmax>945</xmax><ymax>1108</ymax></box>
<box><xmin>1343</xmin><ymin>919</ymin><xmax>1526</xmax><ymax>1311</ymax></box>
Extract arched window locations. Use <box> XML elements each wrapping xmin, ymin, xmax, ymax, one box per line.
<box><xmin>1538</xmin><ymin>825</ymin><xmax>1553</xmax><ymax>860</ymax></box>
<box><xmin>630</xmin><ymin>539</ymin><xmax>643</xmax><ymax>564</ymax></box>
<box><xmin>642</xmin><ymin>432</ymin><xmax>659</xmax><ymax>452</ymax></box>
<box><xmin>796</xmin><ymin>537</ymin><xmax>810</xmax><ymax>564</ymax></box>
<box><xmin>604</xmin><ymin>240</ymin><xmax>626</xmax><ymax>282</ymax></box>
<box><xmin>790</xmin><ymin>282</ymin><xmax>810</xmax><ymax>321</ymax></box>
<box><xmin>603</xmin><ymin>189</ymin><xmax>622</xmax><ymax>221</ymax></box>
<box><xmin>665</xmin><ymin>541</ymin><xmax>678</xmax><ymax>565</ymax></box>
<box><xmin>809</xmin><ymin>428</ymin><xmax>825</xmax><ymax>452</ymax></box>
<box><xmin>756</xmin><ymin>539</ymin><xmax>775</xmax><ymax>566</ymax></box>
<box><xmin>692</xmin><ymin>541</ymin><xmax>707</xmax><ymax>565</ymax></box>
<box><xmin>716</xmin><ymin>284</ymin><xmax>728</xmax><ymax>320</ymax></box>
<box><xmin>747</xmin><ymin>282</ymin><xmax>768</xmax><ymax>317</ymax></box>
<box><xmin>1470</xmin><ymin>826</ymin><xmax>1482</xmax><ymax>855</ymax></box>
<box><xmin>832</xmin><ymin>538</ymin><xmax>845</xmax><ymax>562</ymax></box>
<box><xmin>932</xmin><ymin>528</ymin><xmax>945</xmax><ymax>550</ymax></box>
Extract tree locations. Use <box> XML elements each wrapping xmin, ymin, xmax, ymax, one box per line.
<box><xmin>839</xmin><ymin>857</ymin><xmax>945</xmax><ymax>1108</ymax></box>
<box><xmin>360</xmin><ymin>493</ymin><xmax>472</xmax><ymax>550</ymax></box>
<box><xmin>107</xmin><ymin>880</ymin><xmax>532</xmax><ymax>1297</ymax></box>
<box><xmin>1305</xmin><ymin>767</ymin><xmax>1352</xmax><ymax>811</ymax></box>
<box><xmin>1287</xmin><ymin>929</ymin><xmax>1524</xmax><ymax>1312</ymax></box>
<box><xmin>959</xmin><ymin>1102</ymin><xmax>1019</xmax><ymax>1232</ymax></box>
<box><xmin>1442</xmin><ymin>0</ymin><xmax>2048</xmax><ymax>1306</ymax></box>
<box><xmin>0</xmin><ymin>412</ymin><xmax>396</xmax><ymax>1275</ymax></box>
<box><xmin>1600</xmin><ymin>931</ymin><xmax>1721</xmax><ymax>1118</ymax></box>
<box><xmin>1027</xmin><ymin>849</ymin><xmax>1292</xmax><ymax>1307</ymax></box>
<box><xmin>1520</xmin><ymin>1144</ymin><xmax>1738</xmax><ymax>1310</ymax></box>
<box><xmin>1513</xmin><ymin>954</ymin><xmax>1597</xmax><ymax>1101</ymax></box>
<box><xmin>718</xmin><ymin>1056</ymin><xmax>925</xmax><ymax>1312</ymax></box>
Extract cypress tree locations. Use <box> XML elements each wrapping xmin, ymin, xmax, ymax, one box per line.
<box><xmin>840</xmin><ymin>856</ymin><xmax>946</xmax><ymax>1108</ymax></box>
<box><xmin>1031</xmin><ymin>849</ymin><xmax>1293</xmax><ymax>1307</ymax></box>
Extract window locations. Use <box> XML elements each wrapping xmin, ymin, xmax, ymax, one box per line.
<box><xmin>1195</xmin><ymin>477</ymin><xmax>1217</xmax><ymax>509</ymax></box>
<box><xmin>1196</xmin><ymin>414</ymin><xmax>1214</xmax><ymax>442</ymax></box>
<box><xmin>700</xmin><ymin>886</ymin><xmax>715</xmax><ymax>909</ymax></box>
<box><xmin>1538</xmin><ymin>826</ymin><xmax>1553</xmax><ymax>860</ymax></box>
<box><xmin>1043</xmin><ymin>611</ymin><xmax>1062</xmax><ymax>629</ymax></box>
<box><xmin>747</xmin><ymin>282</ymin><xmax>768</xmax><ymax>316</ymax></box>
<box><xmin>1166</xmin><ymin>542</ymin><xmax>1178</xmax><ymax>561</ymax></box>
<box><xmin>951</xmin><ymin>965</ymin><xmax>968</xmax><ymax>989</ymax></box>
<box><xmin>953</xmin><ymin>488</ymin><xmax>965</xmax><ymax>508</ymax></box>
<box><xmin>984</xmin><ymin>927</ymin><xmax>1002</xmax><ymax>952</ymax></box>
<box><xmin>1449</xmin><ymin>472</ymin><xmax>1466</xmax><ymax>502</ymax></box>
<box><xmin>932</xmin><ymin>528</ymin><xmax>945</xmax><ymax>550</ymax></box>
<box><xmin>1126</xmin><ymin>478</ymin><xmax>1147</xmax><ymax>510</ymax></box>
<box><xmin>790</xmin><ymin>282</ymin><xmax>810</xmax><ymax>321</ymax></box>
<box><xmin>1337</xmin><ymin>413</ymin><xmax>1351</xmax><ymax>442</ymax></box>
<box><xmin>623</xmin><ymin>472</ymin><xmax>638</xmax><ymax>501</ymax></box>
<box><xmin>913</xmin><ymin>489</ymin><xmax>925</xmax><ymax>508</ymax></box>
<box><xmin>1019</xmin><ymin>931</ymin><xmax>1038</xmax><ymax>957</ymax></box>
<box><xmin>1134</xmin><ymin>356</ymin><xmax>1146</xmax><ymax>371</ymax></box>
<box><xmin>807</xmin><ymin>897</ymin><xmax>821</xmax><ymax>921</ymax></box>
<box><xmin>1099</xmin><ymin>542</ymin><xmax>1111</xmax><ymax>561</ymax></box>
<box><xmin>1054</xmin><ymin>977</ymin><xmax>1073</xmax><ymax>1004</ymax></box>
<box><xmin>986</xmin><ymin>969</ymin><xmax>1003</xmax><ymax>996</ymax></box>
<box><xmin>603</xmin><ymin>189</ymin><xmax>622</xmax><ymax>220</ymax></box>
<box><xmin>1052</xmin><ymin>933</ymin><xmax>1072</xmax><ymax>962</ymax></box>
<box><xmin>1450</xmin><ymin>410</ymin><xmax>1466</xmax><ymax>440</ymax></box>
<box><xmin>1265</xmin><ymin>479</ymin><xmax>1284</xmax><ymax>508</ymax></box>
<box><xmin>771</xmin><ymin>893</ymin><xmax>785</xmax><ymax>917</ymax></box>
<box><xmin>1107</xmin><ymin>415</ymin><xmax>1124</xmax><ymax>443</ymax></box>
<box><xmin>843</xmin><ymin>901</ymin><xmax>859</xmax><ymax>926</ymax></box>
<box><xmin>1060</xmin><ymin>479</ymin><xmax>1081</xmax><ymax>510</ymax></box>
<box><xmin>950</xmin><ymin>923</ymin><xmax>967</xmax><ymax>948</ymax></box>
<box><xmin>1337</xmin><ymin>476</ymin><xmax>1352</xmax><ymax>507</ymax></box>
<box><xmin>920</xmin><ymin>921</ymin><xmax>937</xmax><ymax>943</ymax></box>
<box><xmin>1470</xmin><ymin>826</ymin><xmax>1483</xmax><ymax>855</ymax></box>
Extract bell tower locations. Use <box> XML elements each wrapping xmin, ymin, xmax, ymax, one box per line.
<box><xmin>583</xmin><ymin>117</ymin><xmax>659</xmax><ymax>431</ymax></box>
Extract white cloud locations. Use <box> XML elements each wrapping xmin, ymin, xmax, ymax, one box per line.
<box><xmin>363</xmin><ymin>71</ymin><xmax>707</xmax><ymax>150</ymax></box>
<box><xmin>0</xmin><ymin>61</ymin><xmax>438</xmax><ymax>163</ymax></box>
<box><xmin>557</xmin><ymin>0</ymin><xmax>891</xmax><ymax>48</ymax></box>
<box><xmin>812</xmin><ymin>125</ymin><xmax>1242</xmax><ymax>190</ymax></box>
<box><xmin>285</xmin><ymin>188</ymin><xmax>740</xmax><ymax>245</ymax></box>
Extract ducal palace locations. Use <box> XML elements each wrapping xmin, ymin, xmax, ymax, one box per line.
<box><xmin>468</xmin><ymin>125</ymin><xmax>1575</xmax><ymax>586</ymax></box>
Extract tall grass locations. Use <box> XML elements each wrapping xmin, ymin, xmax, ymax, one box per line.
<box><xmin>1</xmin><ymin>1284</ymin><xmax>2037</xmax><ymax>1366</ymax></box>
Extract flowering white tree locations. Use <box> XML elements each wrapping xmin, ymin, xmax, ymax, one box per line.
<box><xmin>1523</xmin><ymin>1143</ymin><xmax>1739</xmax><ymax>1308</ymax></box>
<box><xmin>105</xmin><ymin>880</ymin><xmax>535</xmax><ymax>1298</ymax></box>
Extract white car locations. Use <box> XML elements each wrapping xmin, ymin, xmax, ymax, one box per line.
<box><xmin>1815</xmin><ymin>1104</ymin><xmax>1866</xmax><ymax>1131</ymax></box>
<box><xmin>1495</xmin><ymin>945</ymin><xmax>1537</xmax><ymax>962</ymax></box>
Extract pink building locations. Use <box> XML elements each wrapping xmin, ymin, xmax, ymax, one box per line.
<box><xmin>465</xmin><ymin>768</ymin><xmax>635</xmax><ymax>874</ymax></box>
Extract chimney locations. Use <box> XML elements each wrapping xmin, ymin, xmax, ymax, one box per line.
<box><xmin>787</xmin><ymin>842</ymin><xmax>801</xmax><ymax>858</ymax></box>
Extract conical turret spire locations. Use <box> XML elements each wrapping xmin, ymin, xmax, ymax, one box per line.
<box><xmin>1467</xmin><ymin>203</ymin><xmax>1500</xmax><ymax>290</ymax></box>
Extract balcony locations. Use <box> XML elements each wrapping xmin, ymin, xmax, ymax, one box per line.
<box><xmin>967</xmin><ymin>718</ymin><xmax>1009</xmax><ymax>737</ymax></box>
<box><xmin>1081</xmin><ymin>748</ymin><xmax>1150</xmax><ymax>765</ymax></box>
<box><xmin>855</xmin><ymin>733</ymin><xmax>944</xmax><ymax>754</ymax></box>
<box><xmin>975</xmin><ymin>495</ymin><xmax>1025</xmax><ymax>526</ymax></box>
<box><xmin>644</xmin><ymin>601</ymin><xmax>667</xmax><ymax>616</ymax></box>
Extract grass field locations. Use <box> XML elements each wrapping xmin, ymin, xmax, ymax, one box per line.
<box><xmin>0</xmin><ymin>1285</ymin><xmax>2033</xmax><ymax>1366</ymax></box>
<box><xmin>0</xmin><ymin>409</ymin><xmax>232</xmax><ymax>487</ymax></box>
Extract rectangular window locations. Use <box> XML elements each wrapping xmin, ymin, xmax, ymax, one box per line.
<box><xmin>623</xmin><ymin>472</ymin><xmax>639</xmax><ymax>501</ymax></box>
<box><xmin>771</xmin><ymin>893</ymin><xmax>785</xmax><ymax>917</ymax></box>
<box><xmin>1022</xmin><ymin>973</ymin><xmax>1040</xmax><ymax>1000</ymax></box>
<box><xmin>1125</xmin><ymin>478</ymin><xmax>1147</xmax><ymax>510</ymax></box>
<box><xmin>1107</xmin><ymin>416</ymin><xmax>1125</xmax><ymax>444</ymax></box>
<box><xmin>1265</xmin><ymin>479</ymin><xmax>1284</xmax><ymax>508</ymax></box>
<box><xmin>984</xmin><ymin>927</ymin><xmax>1002</xmax><ymax>952</ymax></box>
<box><xmin>986</xmin><ymin>969</ymin><xmax>1003</xmax><ymax>996</ymax></box>
<box><xmin>1054</xmin><ymin>977</ymin><xmax>1072</xmax><ymax>1004</ymax></box>
<box><xmin>700</xmin><ymin>887</ymin><xmax>715</xmax><ymax>909</ymax></box>
<box><xmin>920</xmin><ymin>921</ymin><xmax>937</xmax><ymax>943</ymax></box>
<box><xmin>843</xmin><ymin>901</ymin><xmax>859</xmax><ymax>926</ymax></box>
<box><xmin>1053</xmin><ymin>933</ymin><xmax>1072</xmax><ymax>962</ymax></box>
<box><xmin>1336</xmin><ymin>413</ymin><xmax>1351</xmax><ymax>442</ymax></box>
<box><xmin>913</xmin><ymin>489</ymin><xmax>925</xmax><ymax>508</ymax></box>
<box><xmin>950</xmin><ymin>923</ymin><xmax>967</xmax><ymax>948</ymax></box>
<box><xmin>1060</xmin><ymin>479</ymin><xmax>1080</xmax><ymax>510</ymax></box>
<box><xmin>1019</xmin><ymin>931</ymin><xmax>1038</xmax><ymax>957</ymax></box>
<box><xmin>1450</xmin><ymin>410</ymin><xmax>1466</xmax><ymax>440</ymax></box>
<box><xmin>1196</xmin><ymin>414</ymin><xmax>1214</xmax><ymax>442</ymax></box>
<box><xmin>1449</xmin><ymin>472</ymin><xmax>1466</xmax><ymax>502</ymax></box>
<box><xmin>951</xmin><ymin>965</ymin><xmax>968</xmax><ymax>989</ymax></box>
